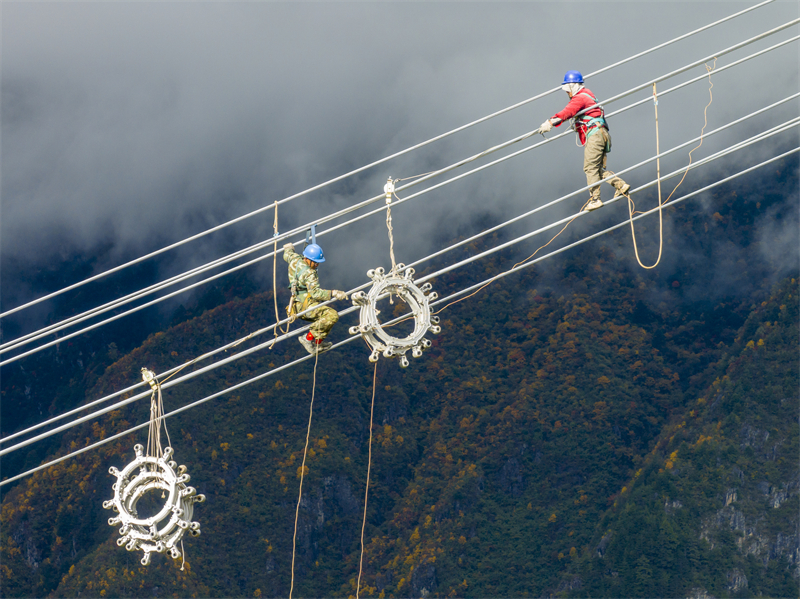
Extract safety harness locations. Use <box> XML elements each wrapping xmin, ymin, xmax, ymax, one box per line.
<box><xmin>572</xmin><ymin>89</ymin><xmax>611</xmax><ymax>150</ymax></box>
<box><xmin>286</xmin><ymin>260</ymin><xmax>314</xmax><ymax>323</ymax></box>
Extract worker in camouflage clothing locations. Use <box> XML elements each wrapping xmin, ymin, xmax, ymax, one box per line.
<box><xmin>283</xmin><ymin>242</ymin><xmax>348</xmax><ymax>355</ymax></box>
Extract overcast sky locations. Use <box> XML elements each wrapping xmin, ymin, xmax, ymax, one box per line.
<box><xmin>2</xmin><ymin>1</ymin><xmax>798</xmax><ymax>309</ymax></box>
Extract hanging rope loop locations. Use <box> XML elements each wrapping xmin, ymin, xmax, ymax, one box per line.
<box><xmin>270</xmin><ymin>202</ymin><xmax>290</xmax><ymax>349</ymax></box>
<box><xmin>384</xmin><ymin>178</ymin><xmax>398</xmax><ymax>275</ymax></box>
<box><xmin>624</xmin><ymin>58</ymin><xmax>716</xmax><ymax>270</ymax></box>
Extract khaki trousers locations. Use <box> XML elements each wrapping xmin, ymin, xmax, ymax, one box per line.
<box><xmin>583</xmin><ymin>128</ymin><xmax>628</xmax><ymax>201</ymax></box>
<box><xmin>299</xmin><ymin>303</ymin><xmax>339</xmax><ymax>341</ymax></box>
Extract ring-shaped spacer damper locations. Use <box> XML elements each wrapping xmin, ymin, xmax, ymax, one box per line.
<box><xmin>350</xmin><ymin>264</ymin><xmax>440</xmax><ymax>366</ymax></box>
<box><xmin>104</xmin><ymin>445</ymin><xmax>204</xmax><ymax>565</ymax></box>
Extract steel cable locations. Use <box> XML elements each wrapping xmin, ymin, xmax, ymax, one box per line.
<box><xmin>3</xmin><ymin>33</ymin><xmax>797</xmax><ymax>363</ymax></box>
<box><xmin>0</xmin><ymin>1</ymin><xmax>785</xmax><ymax>320</ymax></box>
<box><xmin>3</xmin><ymin>144</ymin><xmax>796</xmax><ymax>488</ymax></box>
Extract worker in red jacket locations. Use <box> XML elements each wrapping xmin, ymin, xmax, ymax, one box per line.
<box><xmin>540</xmin><ymin>71</ymin><xmax>630</xmax><ymax>211</ymax></box>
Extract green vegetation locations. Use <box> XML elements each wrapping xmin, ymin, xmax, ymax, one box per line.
<box><xmin>1</xmin><ymin>163</ymin><xmax>798</xmax><ymax>597</ymax></box>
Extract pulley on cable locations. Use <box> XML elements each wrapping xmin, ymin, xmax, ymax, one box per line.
<box><xmin>349</xmin><ymin>178</ymin><xmax>441</xmax><ymax>367</ymax></box>
<box><xmin>103</xmin><ymin>368</ymin><xmax>205</xmax><ymax>566</ymax></box>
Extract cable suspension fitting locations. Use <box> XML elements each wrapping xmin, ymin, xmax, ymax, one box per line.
<box><xmin>384</xmin><ymin>178</ymin><xmax>398</xmax><ymax>274</ymax></box>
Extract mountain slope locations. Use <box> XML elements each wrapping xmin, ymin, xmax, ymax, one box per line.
<box><xmin>1</xmin><ymin>159</ymin><xmax>798</xmax><ymax>598</ymax></box>
<box><xmin>569</xmin><ymin>278</ymin><xmax>799</xmax><ymax>598</ymax></box>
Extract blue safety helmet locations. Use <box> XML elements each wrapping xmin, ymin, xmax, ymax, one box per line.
<box><xmin>562</xmin><ymin>70</ymin><xmax>584</xmax><ymax>84</ymax></box>
<box><xmin>303</xmin><ymin>243</ymin><xmax>325</xmax><ymax>263</ymax></box>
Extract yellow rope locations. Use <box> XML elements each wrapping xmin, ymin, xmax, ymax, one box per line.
<box><xmin>381</xmin><ymin>199</ymin><xmax>591</xmax><ymax>331</ymax></box>
<box><xmin>429</xmin><ymin>198</ymin><xmax>590</xmax><ymax>317</ymax></box>
<box><xmin>386</xmin><ymin>61</ymin><xmax>715</xmax><ymax>318</ymax></box>
<box><xmin>386</xmin><ymin>202</ymin><xmax>397</xmax><ymax>275</ymax></box>
<box><xmin>270</xmin><ymin>202</ymin><xmax>290</xmax><ymax>349</ymax></box>
<box><xmin>356</xmin><ymin>362</ymin><xmax>378</xmax><ymax>599</ymax></box>
<box><xmin>395</xmin><ymin>170</ymin><xmax>437</xmax><ymax>183</ymax></box>
<box><xmin>161</xmin><ymin>362</ymin><xmax>192</xmax><ymax>385</ymax></box>
<box><xmin>145</xmin><ymin>376</ymin><xmax>172</xmax><ymax>460</ymax></box>
<box><xmin>661</xmin><ymin>58</ymin><xmax>718</xmax><ymax>206</ymax></box>
<box><xmin>290</xmin><ymin>351</ymin><xmax>319</xmax><ymax>599</ymax></box>
<box><xmin>628</xmin><ymin>81</ymin><xmax>665</xmax><ymax>269</ymax></box>
<box><xmin>624</xmin><ymin>58</ymin><xmax>716</xmax><ymax>269</ymax></box>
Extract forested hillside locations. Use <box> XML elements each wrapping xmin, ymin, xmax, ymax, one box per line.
<box><xmin>1</xmin><ymin>162</ymin><xmax>798</xmax><ymax>598</ymax></box>
<box><xmin>568</xmin><ymin>278</ymin><xmax>799</xmax><ymax>598</ymax></box>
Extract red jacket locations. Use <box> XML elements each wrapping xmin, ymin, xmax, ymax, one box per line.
<box><xmin>551</xmin><ymin>87</ymin><xmax>605</xmax><ymax>146</ymax></box>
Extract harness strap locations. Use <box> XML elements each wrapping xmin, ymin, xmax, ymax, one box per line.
<box><xmin>574</xmin><ymin>90</ymin><xmax>608</xmax><ymax>132</ymax></box>
<box><xmin>290</xmin><ymin>261</ymin><xmax>314</xmax><ymax>313</ymax></box>
<box><xmin>571</xmin><ymin>89</ymin><xmax>610</xmax><ymax>150</ymax></box>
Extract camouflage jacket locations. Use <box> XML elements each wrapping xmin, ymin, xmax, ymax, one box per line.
<box><xmin>283</xmin><ymin>247</ymin><xmax>332</xmax><ymax>307</ymax></box>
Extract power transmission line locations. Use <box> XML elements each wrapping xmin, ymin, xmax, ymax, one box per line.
<box><xmin>3</xmin><ymin>117</ymin><xmax>795</xmax><ymax>460</ymax></box>
<box><xmin>0</xmin><ymin>0</ymin><xmax>784</xmax><ymax>321</ymax></box>
<box><xmin>4</xmin><ymin>103</ymin><xmax>796</xmax><ymax>453</ymax></box>
<box><xmin>3</xmin><ymin>144</ymin><xmax>795</xmax><ymax>488</ymax></box>
<box><xmin>3</xmin><ymin>33</ymin><xmax>797</xmax><ymax>365</ymax></box>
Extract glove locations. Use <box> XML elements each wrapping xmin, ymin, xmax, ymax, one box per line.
<box><xmin>283</xmin><ymin>242</ymin><xmax>294</xmax><ymax>252</ymax></box>
<box><xmin>539</xmin><ymin>119</ymin><xmax>553</xmax><ymax>133</ymax></box>
<box><xmin>332</xmin><ymin>290</ymin><xmax>348</xmax><ymax>301</ymax></box>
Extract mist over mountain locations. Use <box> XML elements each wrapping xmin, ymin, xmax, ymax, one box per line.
<box><xmin>2</xmin><ymin>3</ymin><xmax>799</xmax><ymax>597</ymax></box>
<box><xmin>2</xmin><ymin>1</ymin><xmax>798</xmax><ymax>316</ymax></box>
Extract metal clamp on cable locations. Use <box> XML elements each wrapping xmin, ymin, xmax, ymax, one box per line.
<box><xmin>305</xmin><ymin>224</ymin><xmax>317</xmax><ymax>247</ymax></box>
<box><xmin>384</xmin><ymin>178</ymin><xmax>395</xmax><ymax>205</ymax></box>
<box><xmin>349</xmin><ymin>264</ymin><xmax>440</xmax><ymax>368</ymax></box>
<box><xmin>141</xmin><ymin>367</ymin><xmax>158</xmax><ymax>391</ymax></box>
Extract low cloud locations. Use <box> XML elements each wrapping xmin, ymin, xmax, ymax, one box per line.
<box><xmin>2</xmin><ymin>2</ymin><xmax>797</xmax><ymax>313</ymax></box>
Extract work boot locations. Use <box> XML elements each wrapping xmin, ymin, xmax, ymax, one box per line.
<box><xmin>613</xmin><ymin>182</ymin><xmax>631</xmax><ymax>198</ymax></box>
<box><xmin>584</xmin><ymin>198</ymin><xmax>604</xmax><ymax>212</ymax></box>
<box><xmin>298</xmin><ymin>336</ymin><xmax>316</xmax><ymax>355</ymax></box>
<box><xmin>317</xmin><ymin>340</ymin><xmax>333</xmax><ymax>353</ymax></box>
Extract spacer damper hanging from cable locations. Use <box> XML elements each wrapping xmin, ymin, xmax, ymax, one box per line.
<box><xmin>103</xmin><ymin>368</ymin><xmax>205</xmax><ymax>566</ymax></box>
<box><xmin>103</xmin><ymin>444</ymin><xmax>205</xmax><ymax>565</ymax></box>
<box><xmin>349</xmin><ymin>264</ymin><xmax>441</xmax><ymax>367</ymax></box>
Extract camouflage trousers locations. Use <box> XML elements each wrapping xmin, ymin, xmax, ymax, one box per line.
<box><xmin>299</xmin><ymin>303</ymin><xmax>339</xmax><ymax>341</ymax></box>
<box><xmin>583</xmin><ymin>128</ymin><xmax>628</xmax><ymax>201</ymax></box>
